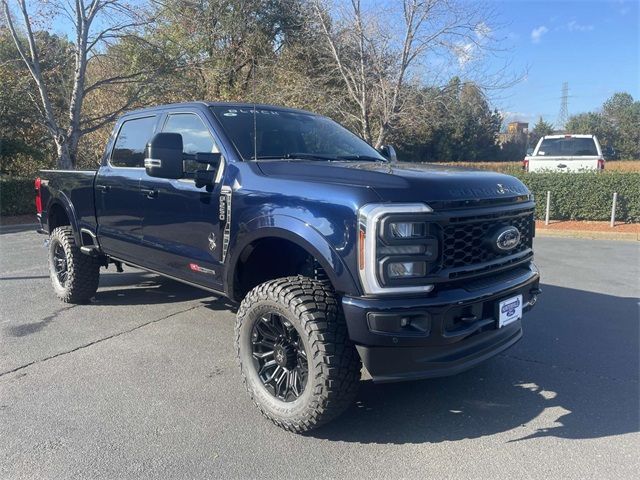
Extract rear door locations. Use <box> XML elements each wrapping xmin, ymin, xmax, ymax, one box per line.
<box><xmin>530</xmin><ymin>137</ymin><xmax>600</xmax><ymax>172</ymax></box>
<box><xmin>95</xmin><ymin>115</ymin><xmax>158</xmax><ymax>260</ymax></box>
<box><xmin>140</xmin><ymin>110</ymin><xmax>226</xmax><ymax>290</ymax></box>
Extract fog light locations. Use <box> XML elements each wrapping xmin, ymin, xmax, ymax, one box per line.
<box><xmin>388</xmin><ymin>261</ymin><xmax>426</xmax><ymax>278</ymax></box>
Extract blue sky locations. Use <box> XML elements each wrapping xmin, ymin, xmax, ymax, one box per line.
<box><xmin>489</xmin><ymin>0</ymin><xmax>639</xmax><ymax>128</ymax></box>
<box><xmin>41</xmin><ymin>0</ymin><xmax>638</xmax><ymax>131</ymax></box>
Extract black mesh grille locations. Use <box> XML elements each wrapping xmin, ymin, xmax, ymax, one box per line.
<box><xmin>441</xmin><ymin>209</ymin><xmax>534</xmax><ymax>270</ymax></box>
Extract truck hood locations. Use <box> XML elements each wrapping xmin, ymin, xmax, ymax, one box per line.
<box><xmin>256</xmin><ymin>160</ymin><xmax>530</xmax><ymax>207</ymax></box>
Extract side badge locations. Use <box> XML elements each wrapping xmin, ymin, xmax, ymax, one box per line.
<box><xmin>189</xmin><ymin>263</ymin><xmax>216</xmax><ymax>275</ymax></box>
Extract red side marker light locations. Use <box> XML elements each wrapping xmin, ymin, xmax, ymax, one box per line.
<box><xmin>35</xmin><ymin>177</ymin><xmax>42</xmax><ymax>214</ymax></box>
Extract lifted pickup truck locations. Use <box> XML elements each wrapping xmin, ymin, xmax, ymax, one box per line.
<box><xmin>36</xmin><ymin>102</ymin><xmax>541</xmax><ymax>432</ymax></box>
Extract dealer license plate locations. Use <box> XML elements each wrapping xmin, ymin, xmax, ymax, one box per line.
<box><xmin>498</xmin><ymin>294</ymin><xmax>523</xmax><ymax>328</ymax></box>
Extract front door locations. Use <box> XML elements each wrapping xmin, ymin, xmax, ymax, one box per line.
<box><xmin>140</xmin><ymin>111</ymin><xmax>225</xmax><ymax>291</ymax></box>
<box><xmin>95</xmin><ymin>115</ymin><xmax>158</xmax><ymax>261</ymax></box>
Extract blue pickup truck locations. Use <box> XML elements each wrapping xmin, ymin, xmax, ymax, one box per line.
<box><xmin>36</xmin><ymin>102</ymin><xmax>541</xmax><ymax>432</ymax></box>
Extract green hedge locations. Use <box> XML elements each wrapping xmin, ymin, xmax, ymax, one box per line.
<box><xmin>0</xmin><ymin>177</ymin><xmax>35</xmax><ymax>216</ymax></box>
<box><xmin>512</xmin><ymin>171</ymin><xmax>640</xmax><ymax>223</ymax></box>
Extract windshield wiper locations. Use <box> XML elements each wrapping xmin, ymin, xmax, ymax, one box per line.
<box><xmin>336</xmin><ymin>154</ymin><xmax>387</xmax><ymax>162</ymax></box>
<box><xmin>253</xmin><ymin>153</ymin><xmax>387</xmax><ymax>162</ymax></box>
<box><xmin>254</xmin><ymin>153</ymin><xmax>337</xmax><ymax>161</ymax></box>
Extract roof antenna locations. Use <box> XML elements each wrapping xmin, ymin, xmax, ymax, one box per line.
<box><xmin>252</xmin><ymin>57</ymin><xmax>257</xmax><ymax>161</ymax></box>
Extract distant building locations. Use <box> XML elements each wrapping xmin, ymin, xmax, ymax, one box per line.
<box><xmin>507</xmin><ymin>122</ymin><xmax>529</xmax><ymax>135</ymax></box>
<box><xmin>499</xmin><ymin>121</ymin><xmax>529</xmax><ymax>145</ymax></box>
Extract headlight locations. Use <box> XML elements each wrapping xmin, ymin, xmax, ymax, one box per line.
<box><xmin>389</xmin><ymin>222</ymin><xmax>426</xmax><ymax>239</ymax></box>
<box><xmin>357</xmin><ymin>203</ymin><xmax>436</xmax><ymax>295</ymax></box>
<box><xmin>388</xmin><ymin>261</ymin><xmax>427</xmax><ymax>278</ymax></box>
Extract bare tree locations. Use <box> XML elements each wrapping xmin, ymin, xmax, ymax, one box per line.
<box><xmin>312</xmin><ymin>0</ymin><xmax>503</xmax><ymax>148</ymax></box>
<box><xmin>2</xmin><ymin>0</ymin><xmax>154</xmax><ymax>168</ymax></box>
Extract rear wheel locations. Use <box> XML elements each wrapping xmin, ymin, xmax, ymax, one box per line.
<box><xmin>235</xmin><ymin>276</ymin><xmax>361</xmax><ymax>433</ymax></box>
<box><xmin>48</xmin><ymin>226</ymin><xmax>100</xmax><ymax>303</ymax></box>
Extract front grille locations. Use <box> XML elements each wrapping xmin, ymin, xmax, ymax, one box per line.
<box><xmin>440</xmin><ymin>208</ymin><xmax>534</xmax><ymax>271</ymax></box>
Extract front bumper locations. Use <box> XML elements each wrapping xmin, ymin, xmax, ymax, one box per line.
<box><xmin>342</xmin><ymin>263</ymin><xmax>540</xmax><ymax>382</ymax></box>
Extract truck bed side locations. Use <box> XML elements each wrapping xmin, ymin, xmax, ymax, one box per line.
<box><xmin>39</xmin><ymin>169</ymin><xmax>98</xmax><ymax>244</ymax></box>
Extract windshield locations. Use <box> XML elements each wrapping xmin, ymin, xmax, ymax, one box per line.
<box><xmin>536</xmin><ymin>137</ymin><xmax>598</xmax><ymax>156</ymax></box>
<box><xmin>210</xmin><ymin>106</ymin><xmax>386</xmax><ymax>161</ymax></box>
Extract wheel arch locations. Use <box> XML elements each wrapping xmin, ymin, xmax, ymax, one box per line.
<box><xmin>226</xmin><ymin>216</ymin><xmax>359</xmax><ymax>302</ymax></box>
<box><xmin>47</xmin><ymin>194</ymin><xmax>81</xmax><ymax>244</ymax></box>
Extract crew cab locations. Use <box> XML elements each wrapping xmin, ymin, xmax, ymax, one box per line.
<box><xmin>36</xmin><ymin>102</ymin><xmax>541</xmax><ymax>433</ymax></box>
<box><xmin>524</xmin><ymin>134</ymin><xmax>605</xmax><ymax>172</ymax></box>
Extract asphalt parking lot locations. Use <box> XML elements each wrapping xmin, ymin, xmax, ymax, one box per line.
<box><xmin>1</xmin><ymin>226</ymin><xmax>638</xmax><ymax>479</ymax></box>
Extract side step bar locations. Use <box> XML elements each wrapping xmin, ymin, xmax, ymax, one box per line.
<box><xmin>80</xmin><ymin>245</ymin><xmax>101</xmax><ymax>256</ymax></box>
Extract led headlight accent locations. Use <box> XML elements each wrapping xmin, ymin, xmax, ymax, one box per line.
<box><xmin>357</xmin><ymin>203</ymin><xmax>434</xmax><ymax>295</ymax></box>
<box><xmin>378</xmin><ymin>245</ymin><xmax>425</xmax><ymax>255</ymax></box>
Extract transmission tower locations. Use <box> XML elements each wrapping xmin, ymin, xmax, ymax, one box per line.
<box><xmin>556</xmin><ymin>82</ymin><xmax>569</xmax><ymax>131</ymax></box>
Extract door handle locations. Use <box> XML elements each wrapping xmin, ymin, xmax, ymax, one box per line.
<box><xmin>557</xmin><ymin>163</ymin><xmax>567</xmax><ymax>168</ymax></box>
<box><xmin>96</xmin><ymin>184</ymin><xmax>111</xmax><ymax>193</ymax></box>
<box><xmin>141</xmin><ymin>188</ymin><xmax>158</xmax><ymax>199</ymax></box>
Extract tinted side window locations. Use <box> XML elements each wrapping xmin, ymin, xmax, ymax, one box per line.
<box><xmin>163</xmin><ymin>113</ymin><xmax>218</xmax><ymax>173</ymax></box>
<box><xmin>111</xmin><ymin>116</ymin><xmax>157</xmax><ymax>167</ymax></box>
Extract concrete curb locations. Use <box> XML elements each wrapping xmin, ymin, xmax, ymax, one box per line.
<box><xmin>536</xmin><ymin>228</ymin><xmax>638</xmax><ymax>242</ymax></box>
<box><xmin>0</xmin><ymin>223</ymin><xmax>38</xmax><ymax>234</ymax></box>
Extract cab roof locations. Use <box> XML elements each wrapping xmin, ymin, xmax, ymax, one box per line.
<box><xmin>542</xmin><ymin>134</ymin><xmax>596</xmax><ymax>139</ymax></box>
<box><xmin>121</xmin><ymin>101</ymin><xmax>317</xmax><ymax>118</ymax></box>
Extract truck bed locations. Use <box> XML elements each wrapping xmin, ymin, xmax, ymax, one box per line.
<box><xmin>39</xmin><ymin>169</ymin><xmax>98</xmax><ymax>235</ymax></box>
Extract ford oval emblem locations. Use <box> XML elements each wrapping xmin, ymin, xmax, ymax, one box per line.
<box><xmin>494</xmin><ymin>226</ymin><xmax>521</xmax><ymax>251</ymax></box>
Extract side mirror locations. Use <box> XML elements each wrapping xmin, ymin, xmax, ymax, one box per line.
<box><xmin>378</xmin><ymin>145</ymin><xmax>398</xmax><ymax>162</ymax></box>
<box><xmin>144</xmin><ymin>133</ymin><xmax>184</xmax><ymax>179</ymax></box>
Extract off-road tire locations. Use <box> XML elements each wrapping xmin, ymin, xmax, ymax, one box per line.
<box><xmin>48</xmin><ymin>226</ymin><xmax>100</xmax><ymax>303</ymax></box>
<box><xmin>235</xmin><ymin>276</ymin><xmax>361</xmax><ymax>433</ymax></box>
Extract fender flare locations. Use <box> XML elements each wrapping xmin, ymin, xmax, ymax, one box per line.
<box><xmin>46</xmin><ymin>192</ymin><xmax>81</xmax><ymax>245</ymax></box>
<box><xmin>226</xmin><ymin>215</ymin><xmax>360</xmax><ymax>301</ymax></box>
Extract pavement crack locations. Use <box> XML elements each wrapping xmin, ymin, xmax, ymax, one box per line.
<box><xmin>0</xmin><ymin>304</ymin><xmax>202</xmax><ymax>379</ymax></box>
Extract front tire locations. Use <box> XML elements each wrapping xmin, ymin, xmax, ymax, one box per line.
<box><xmin>235</xmin><ymin>276</ymin><xmax>361</xmax><ymax>433</ymax></box>
<box><xmin>48</xmin><ymin>226</ymin><xmax>100</xmax><ymax>303</ymax></box>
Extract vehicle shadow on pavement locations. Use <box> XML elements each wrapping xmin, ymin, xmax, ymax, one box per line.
<box><xmin>91</xmin><ymin>271</ymin><xmax>211</xmax><ymax>305</ymax></box>
<box><xmin>309</xmin><ymin>284</ymin><xmax>639</xmax><ymax>444</ymax></box>
<box><xmin>90</xmin><ymin>271</ymin><xmax>237</xmax><ymax>311</ymax></box>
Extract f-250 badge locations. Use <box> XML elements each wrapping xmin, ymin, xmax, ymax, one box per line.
<box><xmin>219</xmin><ymin>195</ymin><xmax>227</xmax><ymax>221</ymax></box>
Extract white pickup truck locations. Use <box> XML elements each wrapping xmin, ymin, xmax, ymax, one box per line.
<box><xmin>524</xmin><ymin>134</ymin><xmax>605</xmax><ymax>172</ymax></box>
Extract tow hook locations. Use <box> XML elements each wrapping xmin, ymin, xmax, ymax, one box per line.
<box><xmin>528</xmin><ymin>287</ymin><xmax>542</xmax><ymax>307</ymax></box>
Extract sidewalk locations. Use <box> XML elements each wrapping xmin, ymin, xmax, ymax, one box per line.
<box><xmin>535</xmin><ymin>220</ymin><xmax>639</xmax><ymax>241</ymax></box>
<box><xmin>0</xmin><ymin>214</ymin><xmax>36</xmax><ymax>226</ymax></box>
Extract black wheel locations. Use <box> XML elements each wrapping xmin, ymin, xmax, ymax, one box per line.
<box><xmin>48</xmin><ymin>226</ymin><xmax>100</xmax><ymax>303</ymax></box>
<box><xmin>236</xmin><ymin>276</ymin><xmax>361</xmax><ymax>433</ymax></box>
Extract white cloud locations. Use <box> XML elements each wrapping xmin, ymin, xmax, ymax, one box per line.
<box><xmin>453</xmin><ymin>23</ymin><xmax>491</xmax><ymax>67</ymax></box>
<box><xmin>475</xmin><ymin>22</ymin><xmax>491</xmax><ymax>40</ymax></box>
<box><xmin>567</xmin><ymin>20</ymin><xmax>594</xmax><ymax>32</ymax></box>
<box><xmin>453</xmin><ymin>42</ymin><xmax>475</xmax><ymax>66</ymax></box>
<box><xmin>531</xmin><ymin>25</ymin><xmax>549</xmax><ymax>43</ymax></box>
<box><xmin>500</xmin><ymin>111</ymin><xmax>534</xmax><ymax>124</ymax></box>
